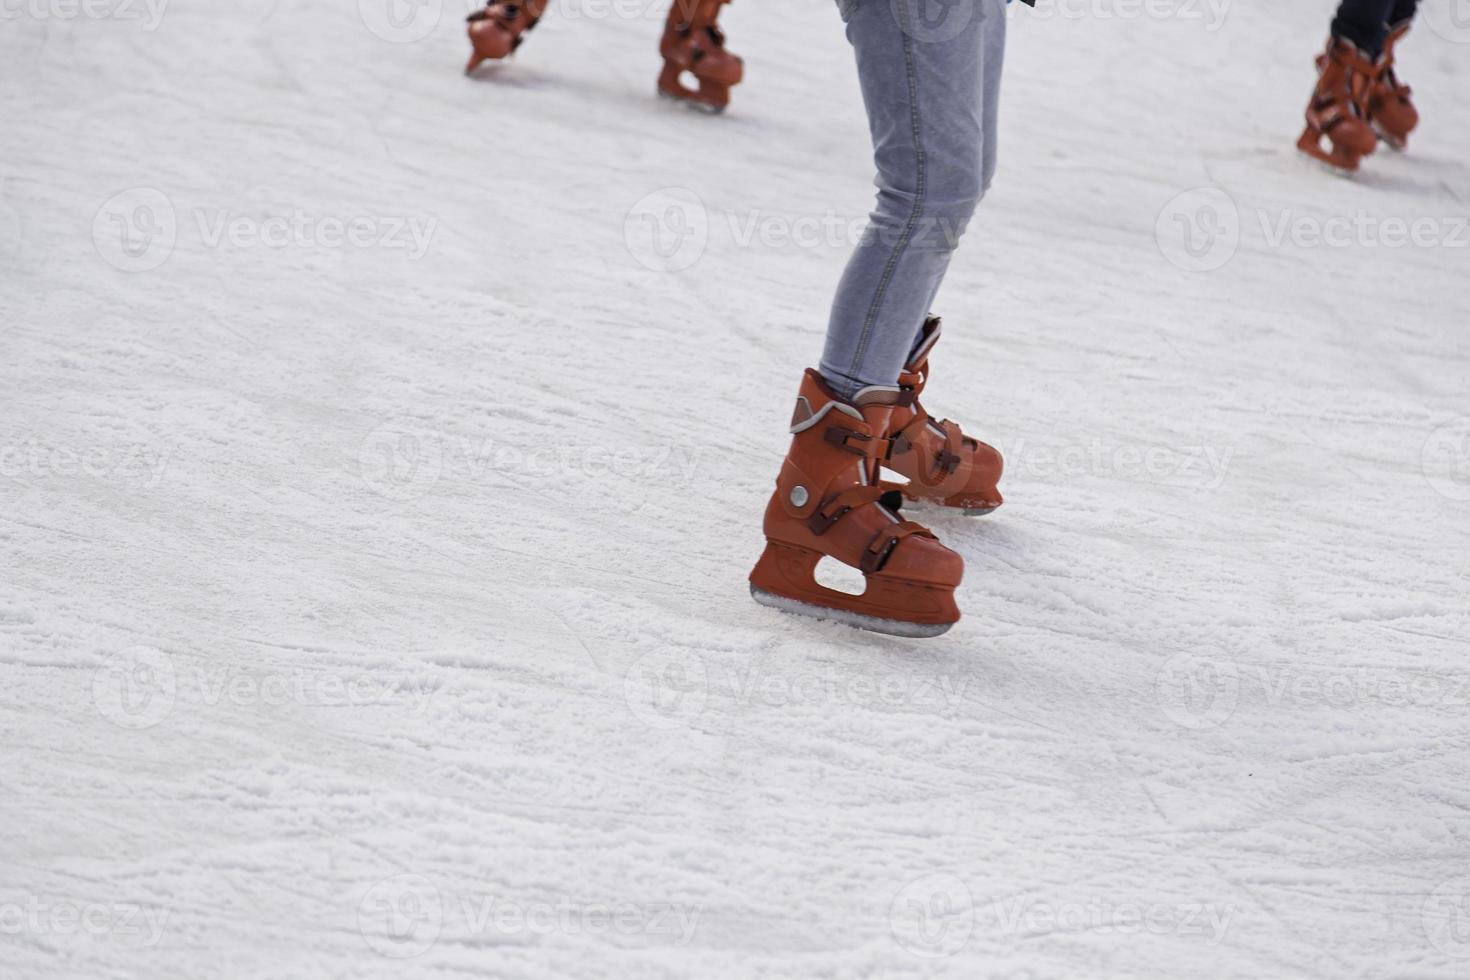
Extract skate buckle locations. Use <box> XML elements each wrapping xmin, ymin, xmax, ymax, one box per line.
<box><xmin>806</xmin><ymin>495</ymin><xmax>852</xmax><ymax>536</ymax></box>
<box><xmin>823</xmin><ymin>425</ymin><xmax>872</xmax><ymax>456</ymax></box>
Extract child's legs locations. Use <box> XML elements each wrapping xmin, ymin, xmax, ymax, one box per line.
<box><xmin>821</xmin><ymin>0</ymin><xmax>1006</xmax><ymax>400</ymax></box>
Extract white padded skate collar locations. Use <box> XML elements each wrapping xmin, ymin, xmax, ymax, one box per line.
<box><xmin>789</xmin><ymin>396</ymin><xmax>863</xmax><ymax>434</ymax></box>
<box><xmin>852</xmin><ymin>385</ymin><xmax>903</xmax><ymax>407</ymax></box>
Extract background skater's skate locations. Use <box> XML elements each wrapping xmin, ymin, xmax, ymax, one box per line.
<box><xmin>465</xmin><ymin>0</ymin><xmax>549</xmax><ymax>74</ymax></box>
<box><xmin>1369</xmin><ymin>21</ymin><xmax>1419</xmax><ymax>149</ymax></box>
<box><xmin>1297</xmin><ymin>37</ymin><xmax>1379</xmax><ymax>173</ymax></box>
<box><xmin>658</xmin><ymin>0</ymin><xmax>743</xmax><ymax>113</ymax></box>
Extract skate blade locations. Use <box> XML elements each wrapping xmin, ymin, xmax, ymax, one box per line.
<box><xmin>749</xmin><ymin>585</ymin><xmax>953</xmax><ymax>639</ymax></box>
<box><xmin>657</xmin><ymin>86</ymin><xmax>728</xmax><ymax>115</ymax></box>
<box><xmin>1373</xmin><ymin>127</ymin><xmax>1408</xmax><ymax>152</ymax></box>
<box><xmin>897</xmin><ymin>493</ymin><xmax>1001</xmax><ymax>518</ymax></box>
<box><xmin>1297</xmin><ymin>131</ymin><xmax>1362</xmax><ymax>176</ymax></box>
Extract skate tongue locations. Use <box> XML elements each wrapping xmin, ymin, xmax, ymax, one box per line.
<box><xmin>905</xmin><ymin>316</ymin><xmax>943</xmax><ymax>372</ymax></box>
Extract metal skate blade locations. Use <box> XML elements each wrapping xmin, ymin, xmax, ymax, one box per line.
<box><xmin>900</xmin><ymin>495</ymin><xmax>1000</xmax><ymax>518</ymax></box>
<box><xmin>657</xmin><ymin>87</ymin><xmax>727</xmax><ymax>115</ymax></box>
<box><xmin>749</xmin><ymin>585</ymin><xmax>953</xmax><ymax>639</ymax></box>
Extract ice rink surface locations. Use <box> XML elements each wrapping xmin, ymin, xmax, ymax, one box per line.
<box><xmin>2</xmin><ymin>0</ymin><xmax>1469</xmax><ymax>977</ymax></box>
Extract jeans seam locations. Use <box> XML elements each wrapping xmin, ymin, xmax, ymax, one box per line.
<box><xmin>846</xmin><ymin>1</ymin><xmax>927</xmax><ymax>384</ymax></box>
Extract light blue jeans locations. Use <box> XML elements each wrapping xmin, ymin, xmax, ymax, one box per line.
<box><xmin>820</xmin><ymin>0</ymin><xmax>1008</xmax><ymax>399</ymax></box>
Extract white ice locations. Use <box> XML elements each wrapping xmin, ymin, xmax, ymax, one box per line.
<box><xmin>2</xmin><ymin>0</ymin><xmax>1469</xmax><ymax>977</ymax></box>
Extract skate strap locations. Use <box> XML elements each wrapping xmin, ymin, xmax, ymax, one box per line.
<box><xmin>823</xmin><ymin>423</ymin><xmax>897</xmax><ymax>461</ymax></box>
<box><xmin>890</xmin><ymin>416</ymin><xmax>965</xmax><ymax>479</ymax></box>
<box><xmin>860</xmin><ymin>522</ymin><xmax>935</xmax><ymax>575</ymax></box>
<box><xmin>806</xmin><ymin>485</ymin><xmax>887</xmax><ymax>536</ymax></box>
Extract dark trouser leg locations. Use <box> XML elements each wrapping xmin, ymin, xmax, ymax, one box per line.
<box><xmin>1331</xmin><ymin>0</ymin><xmax>1408</xmax><ymax>55</ymax></box>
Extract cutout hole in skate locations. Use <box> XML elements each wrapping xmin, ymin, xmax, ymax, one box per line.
<box><xmin>879</xmin><ymin>466</ymin><xmax>910</xmax><ymax>488</ymax></box>
<box><xmin>813</xmin><ymin>556</ymin><xmax>867</xmax><ymax>597</ymax></box>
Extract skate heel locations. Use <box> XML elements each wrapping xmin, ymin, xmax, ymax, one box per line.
<box><xmin>657</xmin><ymin>63</ymin><xmax>733</xmax><ymax>114</ymax></box>
<box><xmin>1297</xmin><ymin>125</ymin><xmax>1362</xmax><ymax>174</ymax></box>
<box><xmin>749</xmin><ymin>540</ymin><xmax>959</xmax><ymax>639</ymax></box>
<box><xmin>465</xmin><ymin>1</ymin><xmax>545</xmax><ymax>75</ymax></box>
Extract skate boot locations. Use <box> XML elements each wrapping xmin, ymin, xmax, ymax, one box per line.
<box><xmin>749</xmin><ymin>370</ymin><xmax>964</xmax><ymax>637</ymax></box>
<box><xmin>1369</xmin><ymin>21</ymin><xmax>1418</xmax><ymax>150</ymax></box>
<box><xmin>1297</xmin><ymin>37</ymin><xmax>1379</xmax><ymax>173</ymax></box>
<box><xmin>658</xmin><ymin>0</ymin><xmax>743</xmax><ymax>113</ymax></box>
<box><xmin>465</xmin><ymin>0</ymin><xmax>549</xmax><ymax>74</ymax></box>
<box><xmin>880</xmin><ymin>317</ymin><xmax>1004</xmax><ymax>516</ymax></box>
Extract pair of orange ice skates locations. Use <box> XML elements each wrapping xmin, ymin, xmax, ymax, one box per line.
<box><xmin>749</xmin><ymin>319</ymin><xmax>1005</xmax><ymax>638</ymax></box>
<box><xmin>465</xmin><ymin>0</ymin><xmax>742</xmax><ymax>113</ymax></box>
<box><xmin>1298</xmin><ymin>24</ymin><xmax>1419</xmax><ymax>173</ymax></box>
